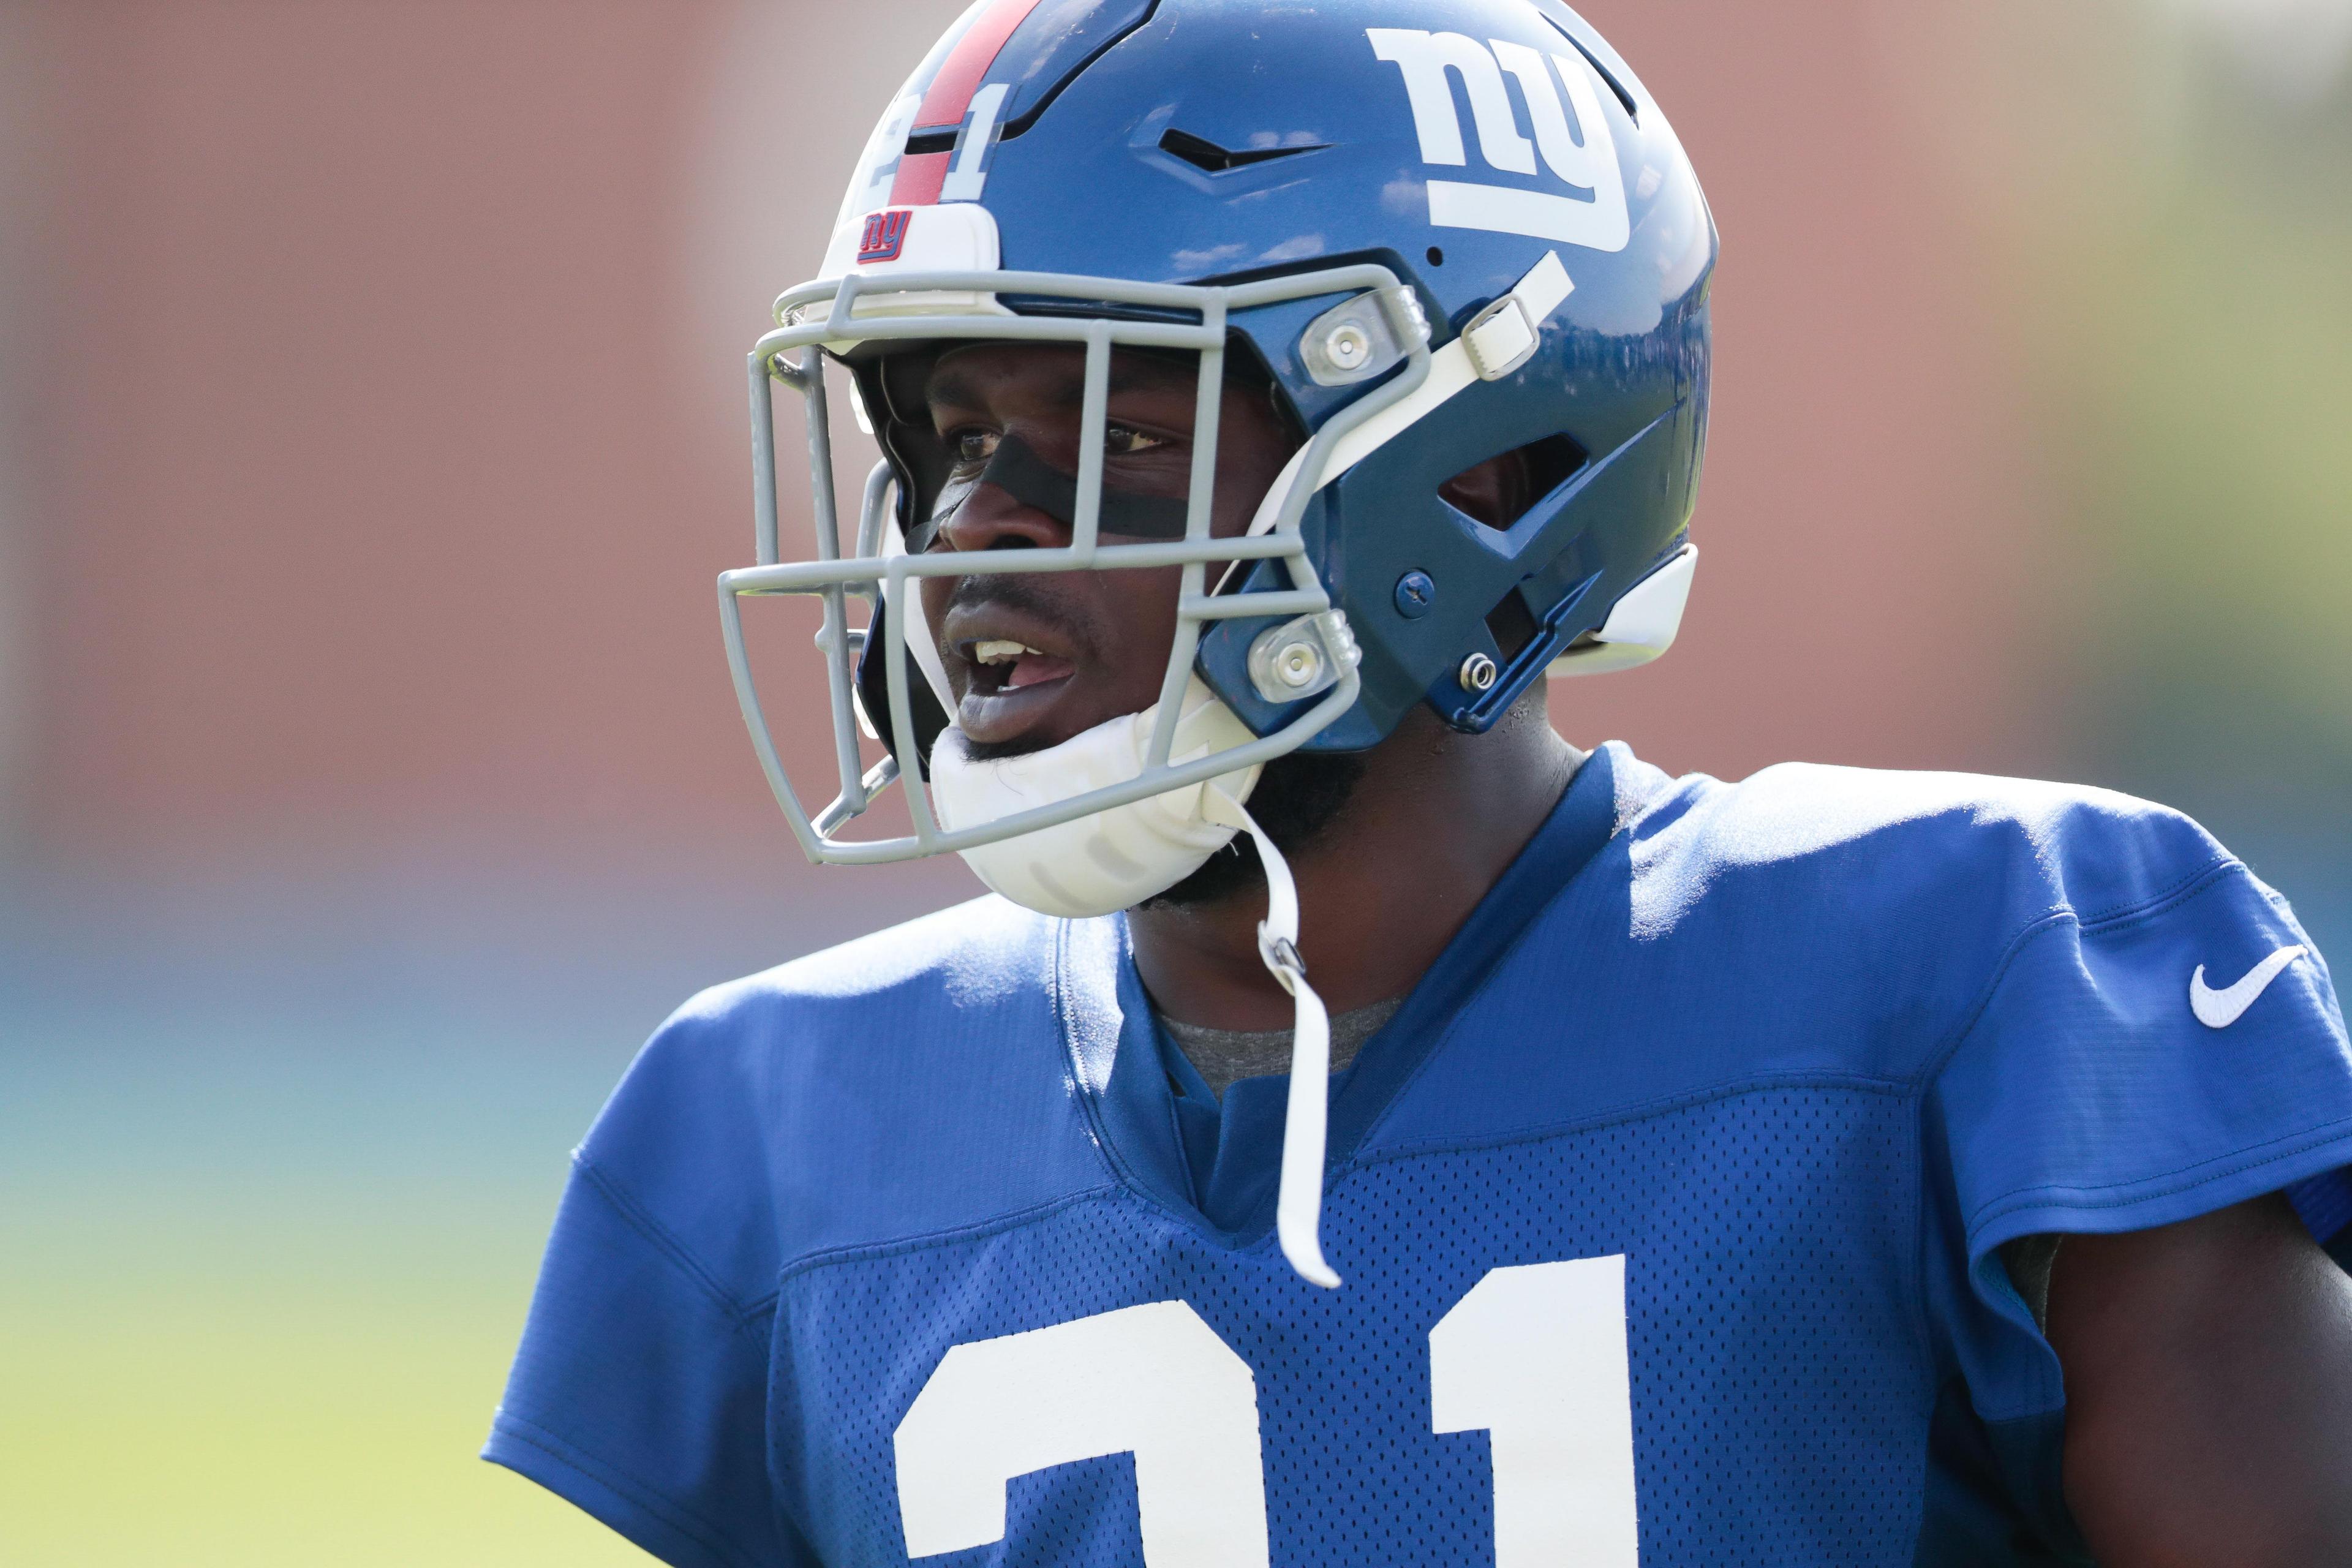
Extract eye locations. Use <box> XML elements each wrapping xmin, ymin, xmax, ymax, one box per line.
<box><xmin>1104</xmin><ymin>423</ymin><xmax>1168</xmax><ymax>456</ymax></box>
<box><xmin>947</xmin><ymin>428</ymin><xmax>999</xmax><ymax>474</ymax></box>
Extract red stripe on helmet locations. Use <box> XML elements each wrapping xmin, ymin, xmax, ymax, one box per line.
<box><xmin>913</xmin><ymin>0</ymin><xmax>1044</xmax><ymax>130</ymax></box>
<box><xmin>888</xmin><ymin>151</ymin><xmax>951</xmax><ymax>207</ymax></box>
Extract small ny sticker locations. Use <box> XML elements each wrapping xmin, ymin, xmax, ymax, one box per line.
<box><xmin>858</xmin><ymin>209</ymin><xmax>914</xmax><ymax>265</ymax></box>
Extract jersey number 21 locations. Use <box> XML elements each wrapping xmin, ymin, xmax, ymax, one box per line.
<box><xmin>894</xmin><ymin>1256</ymin><xmax>1637</xmax><ymax>1564</ymax></box>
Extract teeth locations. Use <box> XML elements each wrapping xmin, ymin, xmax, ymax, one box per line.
<box><xmin>972</xmin><ymin>639</ymin><xmax>1043</xmax><ymax>665</ymax></box>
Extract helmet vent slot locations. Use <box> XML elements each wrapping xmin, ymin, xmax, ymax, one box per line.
<box><xmin>995</xmin><ymin>0</ymin><xmax>1166</xmax><ymax>143</ymax></box>
<box><xmin>1438</xmin><ymin>432</ymin><xmax>1588</xmax><ymax>532</ymax></box>
<box><xmin>1158</xmin><ymin>128</ymin><xmax>1328</xmax><ymax>173</ymax></box>
<box><xmin>1555</xmin><ymin>29</ymin><xmax>1640</xmax><ymax>124</ymax></box>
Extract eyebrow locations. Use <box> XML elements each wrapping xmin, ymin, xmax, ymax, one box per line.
<box><xmin>924</xmin><ymin>355</ymin><xmax>1194</xmax><ymax>418</ymax></box>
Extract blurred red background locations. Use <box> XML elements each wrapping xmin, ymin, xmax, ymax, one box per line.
<box><xmin>7</xmin><ymin>0</ymin><xmax>2054</xmax><ymax>903</ymax></box>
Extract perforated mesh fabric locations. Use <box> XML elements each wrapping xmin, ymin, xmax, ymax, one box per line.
<box><xmin>771</xmin><ymin>1088</ymin><xmax>1929</xmax><ymax>1565</ymax></box>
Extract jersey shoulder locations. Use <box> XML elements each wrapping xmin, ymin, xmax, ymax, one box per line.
<box><xmin>1497</xmin><ymin>750</ymin><xmax>2252</xmax><ymax>1093</ymax></box>
<box><xmin>618</xmin><ymin>892</ymin><xmax>1061</xmax><ymax>1126</ymax></box>
<box><xmin>688</xmin><ymin>889</ymin><xmax>1057</xmax><ymax>1012</ymax></box>
<box><xmin>1625</xmin><ymin>755</ymin><xmax>2238</xmax><ymax>950</ymax></box>
<box><xmin>575</xmin><ymin>894</ymin><xmax>1109</xmax><ymax>1295</ymax></box>
<box><xmin>1357</xmin><ymin>750</ymin><xmax>2258</xmax><ymax>1156</ymax></box>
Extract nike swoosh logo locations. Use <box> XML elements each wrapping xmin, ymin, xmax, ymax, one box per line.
<box><xmin>2190</xmin><ymin>944</ymin><xmax>2309</xmax><ymax>1028</ymax></box>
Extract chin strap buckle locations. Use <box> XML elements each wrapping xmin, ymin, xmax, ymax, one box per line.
<box><xmin>1258</xmin><ymin>929</ymin><xmax>1308</xmax><ymax>993</ymax></box>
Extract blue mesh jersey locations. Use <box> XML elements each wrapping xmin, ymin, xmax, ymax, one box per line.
<box><xmin>486</xmin><ymin>745</ymin><xmax>2352</xmax><ymax>1567</ymax></box>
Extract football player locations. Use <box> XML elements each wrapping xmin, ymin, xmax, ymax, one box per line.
<box><xmin>488</xmin><ymin>2</ymin><xmax>2352</xmax><ymax>1562</ymax></box>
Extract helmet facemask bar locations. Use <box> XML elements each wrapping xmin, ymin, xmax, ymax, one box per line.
<box><xmin>718</xmin><ymin>263</ymin><xmax>1433</xmax><ymax>867</ymax></box>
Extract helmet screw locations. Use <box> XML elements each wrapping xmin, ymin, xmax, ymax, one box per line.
<box><xmin>1276</xmin><ymin>641</ymin><xmax>1325</xmax><ymax>689</ymax></box>
<box><xmin>1324</xmin><ymin>323</ymin><xmax>1371</xmax><ymax>371</ymax></box>
<box><xmin>1393</xmin><ymin>570</ymin><xmax>1436</xmax><ymax>619</ymax></box>
<box><xmin>1458</xmin><ymin>652</ymin><xmax>1499</xmax><ymax>693</ymax></box>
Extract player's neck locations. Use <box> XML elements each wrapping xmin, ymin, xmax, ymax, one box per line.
<box><xmin>1128</xmin><ymin>692</ymin><xmax>1583</xmax><ymax>1032</ymax></box>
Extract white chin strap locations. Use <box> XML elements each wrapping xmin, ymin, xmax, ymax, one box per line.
<box><xmin>929</xmin><ymin>687</ymin><xmax>1343</xmax><ymax>1289</ymax></box>
<box><xmin>1202</xmin><ymin>785</ymin><xmax>1341</xmax><ymax>1289</ymax></box>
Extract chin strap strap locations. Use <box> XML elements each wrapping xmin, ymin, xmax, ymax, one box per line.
<box><xmin>1205</xmin><ymin>784</ymin><xmax>1341</xmax><ymax>1289</ymax></box>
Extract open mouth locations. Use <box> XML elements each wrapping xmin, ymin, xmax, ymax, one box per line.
<box><xmin>941</xmin><ymin>599</ymin><xmax>1095</xmax><ymax>750</ymax></box>
<box><xmin>965</xmin><ymin>638</ymin><xmax>1077</xmax><ymax>696</ymax></box>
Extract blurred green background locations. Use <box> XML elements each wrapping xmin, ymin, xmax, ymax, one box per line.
<box><xmin>2</xmin><ymin>1011</ymin><xmax>638</xmax><ymax>1563</ymax></box>
<box><xmin>2</xmin><ymin>1</ymin><xmax>2346</xmax><ymax>1562</ymax></box>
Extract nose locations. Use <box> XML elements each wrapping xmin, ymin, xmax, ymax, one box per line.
<box><xmin>934</xmin><ymin>479</ymin><xmax>1067</xmax><ymax>554</ymax></box>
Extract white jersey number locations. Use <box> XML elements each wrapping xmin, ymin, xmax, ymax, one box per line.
<box><xmin>892</xmin><ymin>1257</ymin><xmax>1635</xmax><ymax>1564</ymax></box>
<box><xmin>1431</xmin><ymin>1257</ymin><xmax>1638</xmax><ymax>1566</ymax></box>
<box><xmin>894</xmin><ymin>1300</ymin><xmax>1270</xmax><ymax>1562</ymax></box>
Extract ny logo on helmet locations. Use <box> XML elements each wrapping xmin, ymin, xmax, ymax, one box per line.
<box><xmin>858</xmin><ymin>208</ymin><xmax>914</xmax><ymax>265</ymax></box>
<box><xmin>1367</xmin><ymin>28</ymin><xmax>1630</xmax><ymax>254</ymax></box>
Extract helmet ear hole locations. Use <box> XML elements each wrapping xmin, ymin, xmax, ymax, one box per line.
<box><xmin>1483</xmin><ymin>589</ymin><xmax>1542</xmax><ymax>666</ymax></box>
<box><xmin>1438</xmin><ymin>432</ymin><xmax>1587</xmax><ymax>532</ymax></box>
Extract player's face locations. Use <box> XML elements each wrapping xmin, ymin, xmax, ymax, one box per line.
<box><xmin>913</xmin><ymin>344</ymin><xmax>1301</xmax><ymax>757</ymax></box>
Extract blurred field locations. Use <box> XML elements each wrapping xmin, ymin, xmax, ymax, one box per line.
<box><xmin>0</xmin><ymin>1008</ymin><xmax>655</xmax><ymax>1565</ymax></box>
<box><xmin>0</xmin><ymin>858</ymin><xmax>961</xmax><ymax>1565</ymax></box>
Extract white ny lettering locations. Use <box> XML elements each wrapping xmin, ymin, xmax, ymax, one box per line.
<box><xmin>1366</xmin><ymin>29</ymin><xmax>1632</xmax><ymax>253</ymax></box>
<box><xmin>1368</xmin><ymin>28</ymin><xmax>1537</xmax><ymax>174</ymax></box>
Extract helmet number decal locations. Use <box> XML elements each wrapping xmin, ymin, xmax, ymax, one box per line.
<box><xmin>1366</xmin><ymin>28</ymin><xmax>1631</xmax><ymax>253</ymax></box>
<box><xmin>938</xmin><ymin>82</ymin><xmax>1011</xmax><ymax>203</ymax></box>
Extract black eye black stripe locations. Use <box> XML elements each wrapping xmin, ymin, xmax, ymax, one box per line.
<box><xmin>921</xmin><ymin>432</ymin><xmax>1195</xmax><ymax>543</ymax></box>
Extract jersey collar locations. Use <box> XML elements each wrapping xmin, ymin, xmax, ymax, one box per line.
<box><xmin>1055</xmin><ymin>742</ymin><xmax>1669</xmax><ymax>1246</ymax></box>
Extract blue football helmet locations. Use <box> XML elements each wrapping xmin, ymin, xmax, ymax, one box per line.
<box><xmin>720</xmin><ymin>0</ymin><xmax>1715</xmax><ymax>868</ymax></box>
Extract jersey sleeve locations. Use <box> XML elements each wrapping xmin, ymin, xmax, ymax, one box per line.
<box><xmin>484</xmin><ymin>996</ymin><xmax>810</xmax><ymax>1568</ymax></box>
<box><xmin>1935</xmin><ymin>855</ymin><xmax>2352</xmax><ymax>1270</ymax></box>
<box><xmin>1919</xmin><ymin>836</ymin><xmax>2352</xmax><ymax>1545</ymax></box>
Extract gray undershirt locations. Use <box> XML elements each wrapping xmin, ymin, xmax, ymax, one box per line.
<box><xmin>2001</xmin><ymin>1234</ymin><xmax>2062</xmax><ymax>1331</ymax></box>
<box><xmin>1160</xmin><ymin>997</ymin><xmax>1404</xmax><ymax>1099</ymax></box>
